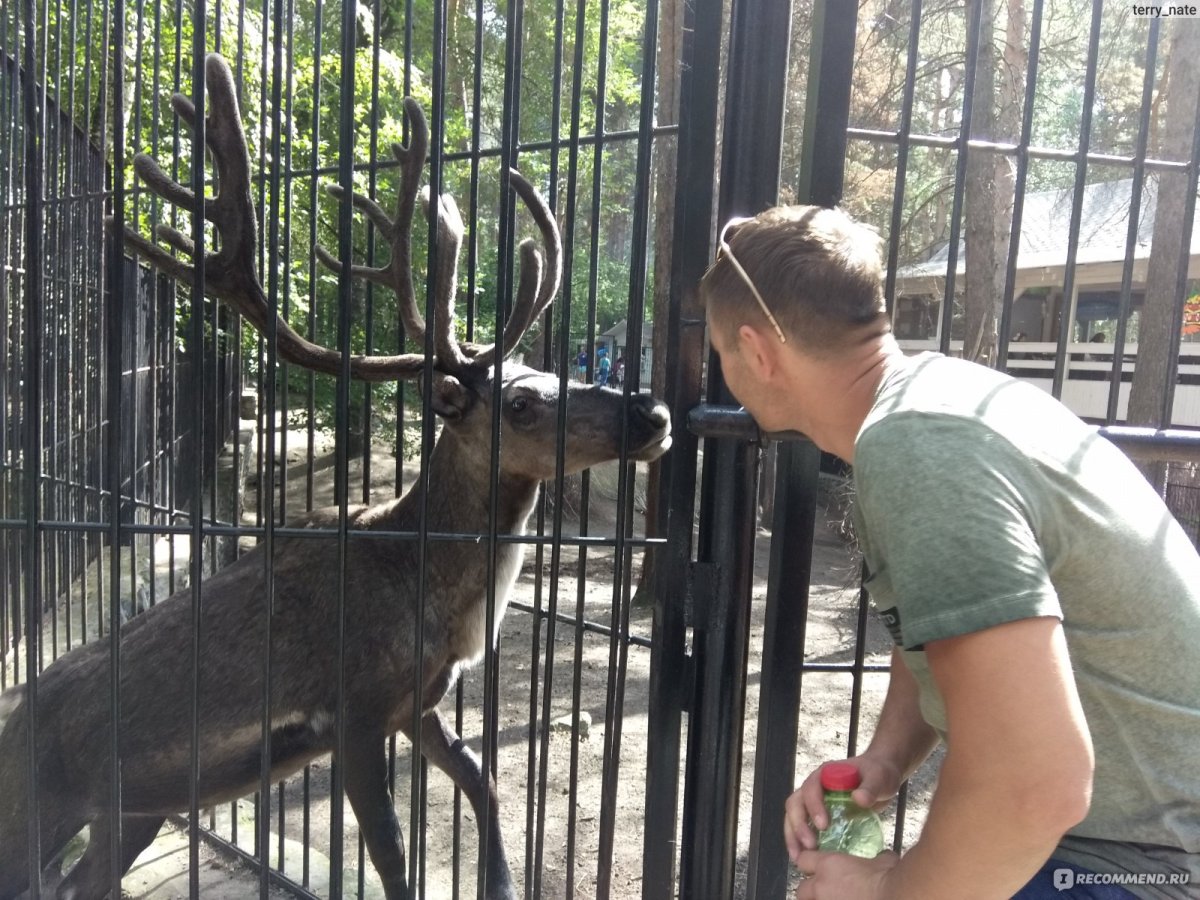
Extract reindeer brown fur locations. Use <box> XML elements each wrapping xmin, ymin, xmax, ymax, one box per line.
<box><xmin>0</xmin><ymin>54</ymin><xmax>670</xmax><ymax>900</ymax></box>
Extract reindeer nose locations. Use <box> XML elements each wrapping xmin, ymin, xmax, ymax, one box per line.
<box><xmin>631</xmin><ymin>396</ymin><xmax>671</xmax><ymax>435</ymax></box>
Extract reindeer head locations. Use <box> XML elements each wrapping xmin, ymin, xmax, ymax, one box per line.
<box><xmin>114</xmin><ymin>53</ymin><xmax>670</xmax><ymax>486</ymax></box>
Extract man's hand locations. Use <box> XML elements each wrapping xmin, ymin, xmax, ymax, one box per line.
<box><xmin>793</xmin><ymin>849</ymin><xmax>899</xmax><ymax>900</ymax></box>
<box><xmin>784</xmin><ymin>755</ymin><xmax>902</xmax><ymax>862</ymax></box>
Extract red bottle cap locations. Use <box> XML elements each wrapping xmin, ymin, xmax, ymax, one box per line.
<box><xmin>820</xmin><ymin>762</ymin><xmax>863</xmax><ymax>792</ymax></box>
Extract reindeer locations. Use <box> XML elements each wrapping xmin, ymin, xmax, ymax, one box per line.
<box><xmin>0</xmin><ymin>54</ymin><xmax>671</xmax><ymax>900</ymax></box>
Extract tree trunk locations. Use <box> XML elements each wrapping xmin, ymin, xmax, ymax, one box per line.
<box><xmin>633</xmin><ymin>0</ymin><xmax>682</xmax><ymax>608</ymax></box>
<box><xmin>446</xmin><ymin>0</ymin><xmax>473</xmax><ymax>153</ymax></box>
<box><xmin>963</xmin><ymin>0</ymin><xmax>1002</xmax><ymax>364</ymax></box>
<box><xmin>1127</xmin><ymin>20</ymin><xmax>1200</xmax><ymax>487</ymax></box>
<box><xmin>994</xmin><ymin>0</ymin><xmax>1025</xmax><ymax>355</ymax></box>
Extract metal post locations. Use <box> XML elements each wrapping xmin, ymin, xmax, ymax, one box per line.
<box><xmin>676</xmin><ymin>0</ymin><xmax>794</xmax><ymax>897</ymax></box>
<box><xmin>640</xmin><ymin>0</ymin><xmax>722</xmax><ymax>892</ymax></box>
<box><xmin>742</xmin><ymin>8</ymin><xmax>859</xmax><ymax>895</ymax></box>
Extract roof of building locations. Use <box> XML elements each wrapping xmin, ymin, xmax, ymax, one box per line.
<box><xmin>897</xmin><ymin>174</ymin><xmax>1200</xmax><ymax>282</ymax></box>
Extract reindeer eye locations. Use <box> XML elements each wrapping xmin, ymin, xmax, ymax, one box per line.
<box><xmin>510</xmin><ymin>396</ymin><xmax>529</xmax><ymax>414</ymax></box>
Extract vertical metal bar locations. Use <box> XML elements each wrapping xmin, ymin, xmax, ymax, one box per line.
<box><xmin>260</xmin><ymin>0</ymin><xmax>286</xmax><ymax>889</ymax></box>
<box><xmin>532</xmin><ymin>0</ymin><xmax>576</xmax><ymax>892</ymax></box>
<box><xmin>936</xmin><ymin>0</ymin><xmax>983</xmax><ymax>355</ymax></box>
<box><xmin>882</xmin><ymin>2</ymin><xmax>922</xmax><ymax>318</ymax></box>
<box><xmin>1050</xmin><ymin>0</ymin><xmax>1103</xmax><ymax>399</ymax></box>
<box><xmin>482</xmin><ymin>2</ymin><xmax>524</xmax><ymax>898</ymax></box>
<box><xmin>301</xmin><ymin>1</ymin><xmax>323</xmax><ymax>882</ymax></box>
<box><xmin>21</xmin><ymin>0</ymin><xmax>45</xmax><ymax>887</ymax></box>
<box><xmin>331</xmin><ymin>0</ymin><xmax>362</xmax><ymax>888</ymax></box>
<box><xmin>996</xmin><ymin>0</ymin><xmax>1045</xmax><ymax>371</ymax></box>
<box><xmin>304</xmin><ymin>0</ymin><xmax>322</xmax><ymax>519</ymax></box>
<box><xmin>276</xmin><ymin>0</ymin><xmax>296</xmax><ymax>871</ymax></box>
<box><xmin>742</xmin><ymin>6</ymin><xmax>857</xmax><ymax>897</ymax></box>
<box><xmin>104</xmin><ymin>0</ymin><xmax>125</xmax><ymax>889</ymax></box>
<box><xmin>1106</xmin><ymin>18</ymin><xmax>1159</xmax><ymax>423</ymax></box>
<box><xmin>187</xmin><ymin>12</ymin><xmax>207</xmax><ymax>895</ymax></box>
<box><xmin>410</xmin><ymin>0</ymin><xmax>450</xmax><ymax>894</ymax></box>
<box><xmin>640</xmin><ymin>0</ymin><xmax>717</xmax><ymax>891</ymax></box>
<box><xmin>1</xmin><ymin>11</ymin><xmax>13</xmax><ymax>692</ymax></box>
<box><xmin>1157</xmin><ymin>85</ymin><xmax>1200</xmax><ymax>427</ymax></box>
<box><xmin>595</xmin><ymin>0</ymin><xmax>659</xmax><ymax>892</ymax></box>
<box><xmin>678</xmin><ymin>0</ymin><xmax>795</xmax><ymax>891</ymax></box>
<box><xmin>744</xmin><ymin>439</ymin><xmax>820</xmax><ymax>899</ymax></box>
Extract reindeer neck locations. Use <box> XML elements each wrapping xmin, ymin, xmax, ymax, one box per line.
<box><xmin>379</xmin><ymin>429</ymin><xmax>540</xmax><ymax>536</ymax></box>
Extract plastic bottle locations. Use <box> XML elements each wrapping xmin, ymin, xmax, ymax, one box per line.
<box><xmin>817</xmin><ymin>762</ymin><xmax>887</xmax><ymax>859</ymax></box>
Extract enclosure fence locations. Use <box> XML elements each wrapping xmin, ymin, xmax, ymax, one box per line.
<box><xmin>4</xmin><ymin>1</ymin><xmax>1200</xmax><ymax>900</ymax></box>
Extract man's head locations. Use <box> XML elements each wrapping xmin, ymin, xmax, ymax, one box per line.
<box><xmin>701</xmin><ymin>204</ymin><xmax>889</xmax><ymax>353</ymax></box>
<box><xmin>700</xmin><ymin>205</ymin><xmax>892</xmax><ymax>435</ymax></box>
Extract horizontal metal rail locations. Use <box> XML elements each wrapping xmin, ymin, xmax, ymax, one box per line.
<box><xmin>688</xmin><ymin>403</ymin><xmax>1200</xmax><ymax>464</ymax></box>
<box><xmin>0</xmin><ymin>519</ymin><xmax>670</xmax><ymax>548</ymax></box>
<box><xmin>845</xmin><ymin>127</ymin><xmax>1193</xmax><ymax>174</ymax></box>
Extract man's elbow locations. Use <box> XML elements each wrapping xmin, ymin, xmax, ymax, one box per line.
<box><xmin>1016</xmin><ymin>751</ymin><xmax>1094</xmax><ymax>838</ymax></box>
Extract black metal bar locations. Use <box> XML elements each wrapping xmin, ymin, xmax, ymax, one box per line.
<box><xmin>332</xmin><ymin>0</ymin><xmax>359</xmax><ymax>887</ymax></box>
<box><xmin>996</xmin><ymin>0</ymin><xmax>1045</xmax><ymax>370</ymax></box>
<box><xmin>261</xmin><ymin>0</ymin><xmax>286</xmax><ymax>890</ymax></box>
<box><xmin>1107</xmin><ymin>19</ymin><xmax>1160</xmax><ymax>423</ymax></box>
<box><xmin>1050</xmin><ymin>0</ymin><xmax>1103</xmax><ymax>399</ymax></box>
<box><xmin>596</xmin><ymin>0</ymin><xmax>660</xmax><ymax>890</ymax></box>
<box><xmin>881</xmin><ymin>1</ymin><xmax>922</xmax><ymax>317</ymax></box>
<box><xmin>1157</xmin><ymin>76</ymin><xmax>1200</xmax><ymax>427</ymax></box>
<box><xmin>744</xmin><ymin>440</ymin><xmax>820</xmax><ymax>899</ymax></box>
<box><xmin>549</xmin><ymin>0</ymin><xmax>591</xmax><ymax>879</ymax></box>
<box><xmin>188</xmin><ymin>10</ymin><xmax>208</xmax><ymax>894</ymax></box>
<box><xmin>935</xmin><ymin>0</ymin><xmax>983</xmax><ymax>355</ymax></box>
<box><xmin>640</xmin><ymin>0</ymin><xmax>718</xmax><ymax>889</ymax></box>
<box><xmin>20</xmin><ymin>0</ymin><xmax>45</xmax><ymax>888</ymax></box>
<box><xmin>679</xmin><ymin>0</ymin><xmax>794</xmax><ymax>896</ymax></box>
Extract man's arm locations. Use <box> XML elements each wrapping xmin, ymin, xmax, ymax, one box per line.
<box><xmin>882</xmin><ymin>615</ymin><xmax>1094</xmax><ymax>900</ymax></box>
<box><xmin>862</xmin><ymin>645</ymin><xmax>942</xmax><ymax>786</ymax></box>
<box><xmin>787</xmin><ymin>645</ymin><xmax>940</xmax><ymax>858</ymax></box>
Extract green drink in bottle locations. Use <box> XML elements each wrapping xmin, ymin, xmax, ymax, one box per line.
<box><xmin>817</xmin><ymin>762</ymin><xmax>887</xmax><ymax>859</ymax></box>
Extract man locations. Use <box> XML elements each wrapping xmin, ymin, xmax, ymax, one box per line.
<box><xmin>577</xmin><ymin>344</ymin><xmax>589</xmax><ymax>382</ymax></box>
<box><xmin>699</xmin><ymin>205</ymin><xmax>1200</xmax><ymax>899</ymax></box>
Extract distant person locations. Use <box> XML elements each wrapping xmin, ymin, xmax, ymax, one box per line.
<box><xmin>596</xmin><ymin>346</ymin><xmax>611</xmax><ymax>387</ymax></box>
<box><xmin>576</xmin><ymin>344</ymin><xmax>588</xmax><ymax>382</ymax></box>
<box><xmin>612</xmin><ymin>355</ymin><xmax>625</xmax><ymax>389</ymax></box>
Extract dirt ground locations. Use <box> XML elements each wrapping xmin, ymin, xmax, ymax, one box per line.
<box><xmin>16</xmin><ymin>440</ymin><xmax>941</xmax><ymax>899</ymax></box>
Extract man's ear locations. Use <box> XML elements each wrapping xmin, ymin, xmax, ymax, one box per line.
<box><xmin>737</xmin><ymin>323</ymin><xmax>779</xmax><ymax>380</ymax></box>
<box><xmin>429</xmin><ymin>374</ymin><xmax>472</xmax><ymax>420</ymax></box>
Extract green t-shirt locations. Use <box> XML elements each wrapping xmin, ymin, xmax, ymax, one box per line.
<box><xmin>852</xmin><ymin>353</ymin><xmax>1200</xmax><ymax>899</ymax></box>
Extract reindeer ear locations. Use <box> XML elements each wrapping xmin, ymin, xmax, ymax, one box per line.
<box><xmin>429</xmin><ymin>374</ymin><xmax>471</xmax><ymax>421</ymax></box>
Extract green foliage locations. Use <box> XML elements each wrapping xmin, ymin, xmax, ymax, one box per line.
<box><xmin>29</xmin><ymin>0</ymin><xmax>658</xmax><ymax>436</ymax></box>
<box><xmin>783</xmin><ymin>1</ymin><xmax>1171</xmax><ymax>267</ymax></box>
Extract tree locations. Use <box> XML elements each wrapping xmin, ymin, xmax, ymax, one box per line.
<box><xmin>963</xmin><ymin>0</ymin><xmax>1023</xmax><ymax>364</ymax></box>
<box><xmin>1127</xmin><ymin>20</ymin><xmax>1200</xmax><ymax>446</ymax></box>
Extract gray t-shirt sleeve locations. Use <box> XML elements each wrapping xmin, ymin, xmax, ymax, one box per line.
<box><xmin>854</xmin><ymin>411</ymin><xmax>1063</xmax><ymax>649</ymax></box>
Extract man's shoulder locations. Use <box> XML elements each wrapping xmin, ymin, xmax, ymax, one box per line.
<box><xmin>857</xmin><ymin>354</ymin><xmax>1084</xmax><ymax>462</ymax></box>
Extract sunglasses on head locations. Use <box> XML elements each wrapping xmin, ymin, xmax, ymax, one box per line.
<box><xmin>717</xmin><ymin>217</ymin><xmax>787</xmax><ymax>344</ymax></box>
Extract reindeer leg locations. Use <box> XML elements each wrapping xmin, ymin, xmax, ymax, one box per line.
<box><xmin>407</xmin><ymin>709</ymin><xmax>516</xmax><ymax>900</ymax></box>
<box><xmin>55</xmin><ymin>814</ymin><xmax>164</xmax><ymax>900</ymax></box>
<box><xmin>341</xmin><ymin>731</ymin><xmax>410</xmax><ymax>900</ymax></box>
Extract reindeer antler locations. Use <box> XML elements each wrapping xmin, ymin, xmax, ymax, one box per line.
<box><xmin>112</xmin><ymin>53</ymin><xmax>562</xmax><ymax>383</ymax></box>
